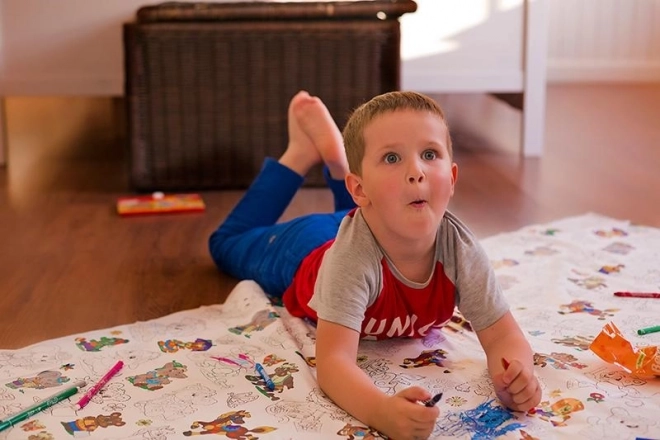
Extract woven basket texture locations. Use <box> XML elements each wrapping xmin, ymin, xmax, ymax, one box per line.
<box><xmin>124</xmin><ymin>1</ymin><xmax>417</xmax><ymax>190</ymax></box>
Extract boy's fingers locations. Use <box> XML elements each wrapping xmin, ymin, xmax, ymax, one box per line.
<box><xmin>513</xmin><ymin>385</ymin><xmax>542</xmax><ymax>411</ymax></box>
<box><xmin>504</xmin><ymin>372</ymin><xmax>529</xmax><ymax>394</ymax></box>
<box><xmin>397</xmin><ymin>385</ymin><xmax>432</xmax><ymax>403</ymax></box>
<box><xmin>410</xmin><ymin>402</ymin><xmax>440</xmax><ymax>424</ymax></box>
<box><xmin>510</xmin><ymin>378</ymin><xmax>541</xmax><ymax>406</ymax></box>
<box><xmin>501</xmin><ymin>360</ymin><xmax>522</xmax><ymax>385</ymax></box>
<box><xmin>510</xmin><ymin>382</ymin><xmax>535</xmax><ymax>403</ymax></box>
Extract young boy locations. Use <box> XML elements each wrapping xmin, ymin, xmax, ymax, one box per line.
<box><xmin>209</xmin><ymin>90</ymin><xmax>541</xmax><ymax>440</ymax></box>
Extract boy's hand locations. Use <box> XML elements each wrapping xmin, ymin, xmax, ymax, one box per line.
<box><xmin>493</xmin><ymin>359</ymin><xmax>541</xmax><ymax>412</ymax></box>
<box><xmin>374</xmin><ymin>386</ymin><xmax>439</xmax><ymax>440</ymax></box>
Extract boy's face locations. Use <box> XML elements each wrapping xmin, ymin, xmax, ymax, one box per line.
<box><xmin>347</xmin><ymin>109</ymin><xmax>457</xmax><ymax>244</ymax></box>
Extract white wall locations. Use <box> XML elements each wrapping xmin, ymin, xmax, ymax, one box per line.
<box><xmin>1</xmin><ymin>0</ymin><xmax>530</xmax><ymax>96</ymax></box>
<box><xmin>548</xmin><ymin>0</ymin><xmax>660</xmax><ymax>82</ymax></box>
<box><xmin>400</xmin><ymin>0</ymin><xmax>525</xmax><ymax>93</ymax></box>
<box><xmin>0</xmin><ymin>0</ymin><xmax>220</xmax><ymax>96</ymax></box>
<box><xmin>1</xmin><ymin>0</ymin><xmax>657</xmax><ymax>98</ymax></box>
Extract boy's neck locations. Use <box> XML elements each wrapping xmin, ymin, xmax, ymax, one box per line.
<box><xmin>360</xmin><ymin>211</ymin><xmax>437</xmax><ymax>283</ymax></box>
<box><xmin>387</xmin><ymin>248</ymin><xmax>436</xmax><ymax>284</ymax></box>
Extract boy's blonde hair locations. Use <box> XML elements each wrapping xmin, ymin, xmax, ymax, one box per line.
<box><xmin>342</xmin><ymin>91</ymin><xmax>452</xmax><ymax>175</ymax></box>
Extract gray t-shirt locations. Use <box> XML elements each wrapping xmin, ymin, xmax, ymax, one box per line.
<box><xmin>308</xmin><ymin>210</ymin><xmax>509</xmax><ymax>339</ymax></box>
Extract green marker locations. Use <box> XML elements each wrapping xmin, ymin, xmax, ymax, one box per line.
<box><xmin>637</xmin><ymin>325</ymin><xmax>660</xmax><ymax>336</ymax></box>
<box><xmin>0</xmin><ymin>380</ymin><xmax>86</xmax><ymax>432</ymax></box>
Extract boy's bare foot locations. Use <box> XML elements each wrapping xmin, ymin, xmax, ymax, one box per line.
<box><xmin>279</xmin><ymin>91</ymin><xmax>323</xmax><ymax>177</ymax></box>
<box><xmin>291</xmin><ymin>92</ymin><xmax>349</xmax><ymax>180</ymax></box>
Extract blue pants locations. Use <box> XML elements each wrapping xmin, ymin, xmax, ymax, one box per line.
<box><xmin>209</xmin><ymin>158</ymin><xmax>356</xmax><ymax>297</ymax></box>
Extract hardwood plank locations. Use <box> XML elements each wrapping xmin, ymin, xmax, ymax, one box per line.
<box><xmin>0</xmin><ymin>84</ymin><xmax>658</xmax><ymax>349</ymax></box>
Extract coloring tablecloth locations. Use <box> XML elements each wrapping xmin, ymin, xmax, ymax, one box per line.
<box><xmin>1</xmin><ymin>213</ymin><xmax>659</xmax><ymax>439</ymax></box>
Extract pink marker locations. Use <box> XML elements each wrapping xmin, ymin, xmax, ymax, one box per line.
<box><xmin>73</xmin><ymin>360</ymin><xmax>124</xmax><ymax>410</ymax></box>
<box><xmin>613</xmin><ymin>292</ymin><xmax>660</xmax><ymax>299</ymax></box>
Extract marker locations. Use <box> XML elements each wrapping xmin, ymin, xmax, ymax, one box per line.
<box><xmin>423</xmin><ymin>392</ymin><xmax>443</xmax><ymax>407</ymax></box>
<box><xmin>211</xmin><ymin>356</ymin><xmax>242</xmax><ymax>367</ymax></box>
<box><xmin>501</xmin><ymin>358</ymin><xmax>510</xmax><ymax>369</ymax></box>
<box><xmin>74</xmin><ymin>360</ymin><xmax>124</xmax><ymax>410</ymax></box>
<box><xmin>614</xmin><ymin>292</ymin><xmax>660</xmax><ymax>299</ymax></box>
<box><xmin>0</xmin><ymin>381</ymin><xmax>86</xmax><ymax>432</ymax></box>
<box><xmin>637</xmin><ymin>325</ymin><xmax>660</xmax><ymax>336</ymax></box>
<box><xmin>255</xmin><ymin>363</ymin><xmax>275</xmax><ymax>391</ymax></box>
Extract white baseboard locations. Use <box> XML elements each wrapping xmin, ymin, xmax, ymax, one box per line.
<box><xmin>548</xmin><ymin>60</ymin><xmax>660</xmax><ymax>83</ymax></box>
<box><xmin>3</xmin><ymin>64</ymin><xmax>660</xmax><ymax>95</ymax></box>
<box><xmin>401</xmin><ymin>71</ymin><xmax>524</xmax><ymax>93</ymax></box>
<box><xmin>4</xmin><ymin>72</ymin><xmax>527</xmax><ymax>96</ymax></box>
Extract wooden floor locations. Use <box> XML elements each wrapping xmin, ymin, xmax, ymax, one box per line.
<box><xmin>1</xmin><ymin>84</ymin><xmax>659</xmax><ymax>349</ymax></box>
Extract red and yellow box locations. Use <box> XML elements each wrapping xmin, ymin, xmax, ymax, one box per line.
<box><xmin>117</xmin><ymin>193</ymin><xmax>205</xmax><ymax>216</ymax></box>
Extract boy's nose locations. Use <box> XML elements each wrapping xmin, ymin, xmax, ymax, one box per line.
<box><xmin>406</xmin><ymin>157</ymin><xmax>425</xmax><ymax>183</ymax></box>
<box><xmin>407</xmin><ymin>168</ymin><xmax>424</xmax><ymax>183</ymax></box>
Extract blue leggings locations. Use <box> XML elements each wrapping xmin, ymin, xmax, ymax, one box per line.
<box><xmin>209</xmin><ymin>158</ymin><xmax>356</xmax><ymax>297</ymax></box>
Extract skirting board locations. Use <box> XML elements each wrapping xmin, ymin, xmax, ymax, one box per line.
<box><xmin>401</xmin><ymin>71</ymin><xmax>525</xmax><ymax>94</ymax></box>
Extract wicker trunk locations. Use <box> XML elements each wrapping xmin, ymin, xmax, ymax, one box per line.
<box><xmin>124</xmin><ymin>0</ymin><xmax>417</xmax><ymax>190</ymax></box>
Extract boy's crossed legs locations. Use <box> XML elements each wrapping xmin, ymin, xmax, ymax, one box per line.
<box><xmin>209</xmin><ymin>91</ymin><xmax>355</xmax><ymax>296</ymax></box>
<box><xmin>281</xmin><ymin>91</ymin><xmax>349</xmax><ymax>180</ymax></box>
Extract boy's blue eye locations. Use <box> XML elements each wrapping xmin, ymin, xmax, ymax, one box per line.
<box><xmin>423</xmin><ymin>150</ymin><xmax>437</xmax><ymax>160</ymax></box>
<box><xmin>384</xmin><ymin>153</ymin><xmax>399</xmax><ymax>164</ymax></box>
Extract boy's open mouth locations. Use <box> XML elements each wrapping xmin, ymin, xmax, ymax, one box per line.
<box><xmin>410</xmin><ymin>199</ymin><xmax>426</xmax><ymax>207</ymax></box>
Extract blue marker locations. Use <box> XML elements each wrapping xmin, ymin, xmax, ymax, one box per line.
<box><xmin>255</xmin><ymin>363</ymin><xmax>275</xmax><ymax>391</ymax></box>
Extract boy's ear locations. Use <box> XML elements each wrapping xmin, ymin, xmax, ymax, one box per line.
<box><xmin>449</xmin><ymin>162</ymin><xmax>458</xmax><ymax>196</ymax></box>
<box><xmin>345</xmin><ymin>173</ymin><xmax>369</xmax><ymax>207</ymax></box>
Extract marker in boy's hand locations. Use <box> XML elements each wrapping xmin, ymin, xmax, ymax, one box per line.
<box><xmin>423</xmin><ymin>392</ymin><xmax>443</xmax><ymax>407</ymax></box>
<box><xmin>501</xmin><ymin>358</ymin><xmax>510</xmax><ymax>370</ymax></box>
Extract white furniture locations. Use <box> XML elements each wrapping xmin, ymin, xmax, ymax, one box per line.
<box><xmin>400</xmin><ymin>0</ymin><xmax>549</xmax><ymax>157</ymax></box>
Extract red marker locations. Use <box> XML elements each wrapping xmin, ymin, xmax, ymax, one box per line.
<box><xmin>614</xmin><ymin>292</ymin><xmax>660</xmax><ymax>299</ymax></box>
<box><xmin>501</xmin><ymin>358</ymin><xmax>510</xmax><ymax>369</ymax></box>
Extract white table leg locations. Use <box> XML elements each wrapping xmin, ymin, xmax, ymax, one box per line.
<box><xmin>521</xmin><ymin>0</ymin><xmax>549</xmax><ymax>157</ymax></box>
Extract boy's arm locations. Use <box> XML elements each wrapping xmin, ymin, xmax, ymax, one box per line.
<box><xmin>315</xmin><ymin>318</ymin><xmax>439</xmax><ymax>440</ymax></box>
<box><xmin>476</xmin><ymin>311</ymin><xmax>542</xmax><ymax>411</ymax></box>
